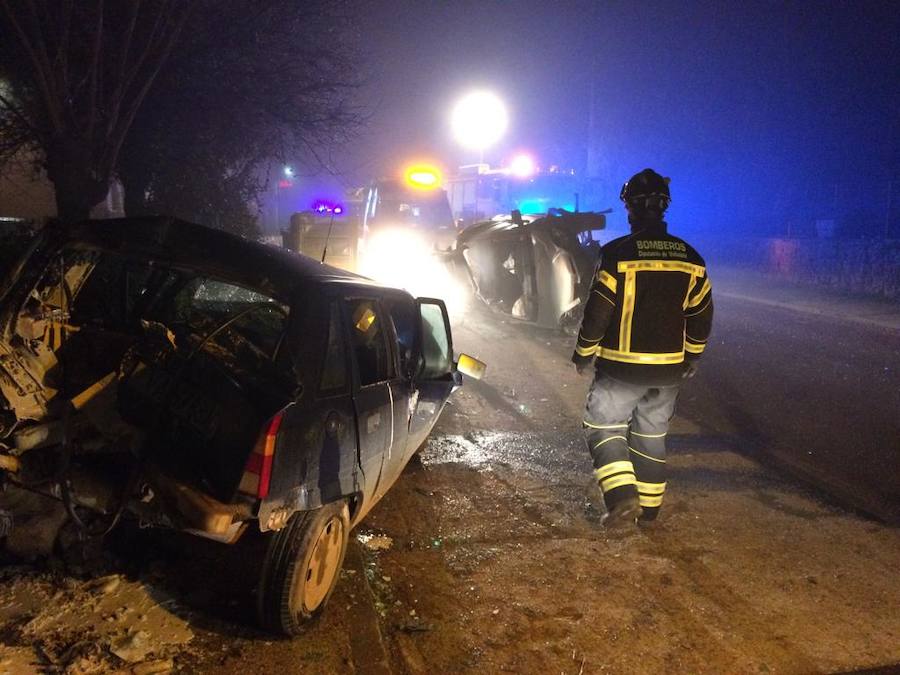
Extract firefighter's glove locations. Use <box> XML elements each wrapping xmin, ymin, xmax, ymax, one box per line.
<box><xmin>572</xmin><ymin>352</ymin><xmax>592</xmax><ymax>375</ymax></box>
<box><xmin>681</xmin><ymin>361</ymin><xmax>699</xmax><ymax>379</ymax></box>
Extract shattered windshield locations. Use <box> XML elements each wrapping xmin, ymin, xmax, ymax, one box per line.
<box><xmin>160</xmin><ymin>276</ymin><xmax>289</xmax><ymax>363</ymax></box>
<box><xmin>21</xmin><ymin>247</ymin><xmax>291</xmax><ymax>367</ymax></box>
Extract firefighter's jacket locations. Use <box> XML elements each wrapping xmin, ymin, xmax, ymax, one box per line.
<box><xmin>572</xmin><ymin>222</ymin><xmax>713</xmax><ymax>385</ymax></box>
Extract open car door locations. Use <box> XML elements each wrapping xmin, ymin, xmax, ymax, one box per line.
<box><xmin>406</xmin><ymin>298</ymin><xmax>456</xmax><ymax>453</ymax></box>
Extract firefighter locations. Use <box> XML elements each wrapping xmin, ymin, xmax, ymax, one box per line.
<box><xmin>572</xmin><ymin>168</ymin><xmax>713</xmax><ymax>527</ymax></box>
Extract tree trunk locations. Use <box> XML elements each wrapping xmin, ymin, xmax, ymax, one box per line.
<box><xmin>45</xmin><ymin>138</ymin><xmax>110</xmax><ymax>224</ymax></box>
<box><xmin>118</xmin><ymin>159</ymin><xmax>154</xmax><ymax>217</ymax></box>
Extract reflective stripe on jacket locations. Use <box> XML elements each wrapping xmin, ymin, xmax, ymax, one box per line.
<box><xmin>573</xmin><ymin>223</ymin><xmax>713</xmax><ymax>385</ymax></box>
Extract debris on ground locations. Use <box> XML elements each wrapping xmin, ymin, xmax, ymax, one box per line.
<box><xmin>0</xmin><ymin>566</ymin><xmax>193</xmax><ymax>674</ymax></box>
<box><xmin>110</xmin><ymin>630</ymin><xmax>153</xmax><ymax>663</ymax></box>
<box><xmin>357</xmin><ymin>533</ymin><xmax>393</xmax><ymax>552</ymax></box>
<box><xmin>0</xmin><ymin>487</ymin><xmax>67</xmax><ymax>560</ymax></box>
<box><xmin>131</xmin><ymin>658</ymin><xmax>175</xmax><ymax>675</ymax></box>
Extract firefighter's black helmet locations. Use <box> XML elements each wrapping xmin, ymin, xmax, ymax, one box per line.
<box><xmin>619</xmin><ymin>168</ymin><xmax>671</xmax><ymax>213</ymax></box>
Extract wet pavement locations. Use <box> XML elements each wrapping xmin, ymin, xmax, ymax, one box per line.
<box><xmin>687</xmin><ymin>283</ymin><xmax>900</xmax><ymax>523</ymax></box>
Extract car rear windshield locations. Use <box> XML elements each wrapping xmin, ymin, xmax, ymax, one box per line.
<box><xmin>167</xmin><ymin>278</ymin><xmax>288</xmax><ymax>361</ymax></box>
<box><xmin>26</xmin><ymin>246</ymin><xmax>291</xmax><ymax>369</ymax></box>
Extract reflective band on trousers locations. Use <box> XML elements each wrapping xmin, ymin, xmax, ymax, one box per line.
<box><xmin>637</xmin><ymin>481</ymin><xmax>666</xmax><ymax>495</ymax></box>
<box><xmin>628</xmin><ymin>446</ymin><xmax>666</xmax><ymax>464</ymax></box>
<box><xmin>594</xmin><ymin>460</ymin><xmax>634</xmax><ymax>480</ymax></box>
<box><xmin>576</xmin><ymin>343</ymin><xmax>598</xmax><ymax>357</ymax></box>
<box><xmin>639</xmin><ymin>494</ymin><xmax>664</xmax><ymax>507</ymax></box>
<box><xmin>601</xmin><ymin>473</ymin><xmax>637</xmax><ymax>492</ymax></box>
<box><xmin>593</xmin><ymin>435</ymin><xmax>627</xmax><ymax>449</ymax></box>
<box><xmin>584</xmin><ymin>421</ymin><xmax>629</xmax><ymax>430</ymax></box>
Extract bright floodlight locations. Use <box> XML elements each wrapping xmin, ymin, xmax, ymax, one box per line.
<box><xmin>509</xmin><ymin>154</ymin><xmax>536</xmax><ymax>179</ymax></box>
<box><xmin>283</xmin><ymin>165</ymin><xmax>294</xmax><ymax>178</ymax></box>
<box><xmin>451</xmin><ymin>90</ymin><xmax>508</xmax><ymax>152</ymax></box>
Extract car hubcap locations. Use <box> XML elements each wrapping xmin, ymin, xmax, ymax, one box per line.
<box><xmin>299</xmin><ymin>516</ymin><xmax>344</xmax><ymax>612</ymax></box>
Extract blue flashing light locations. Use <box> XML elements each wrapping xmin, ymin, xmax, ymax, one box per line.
<box><xmin>517</xmin><ymin>198</ymin><xmax>575</xmax><ymax>215</ymax></box>
<box><xmin>312</xmin><ymin>200</ymin><xmax>345</xmax><ymax>215</ymax></box>
<box><xmin>516</xmin><ymin>199</ymin><xmax>548</xmax><ymax>214</ymax></box>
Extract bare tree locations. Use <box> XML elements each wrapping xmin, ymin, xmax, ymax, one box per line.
<box><xmin>118</xmin><ymin>0</ymin><xmax>361</xmax><ymax>236</ymax></box>
<box><xmin>0</xmin><ymin>0</ymin><xmax>192</xmax><ymax>223</ymax></box>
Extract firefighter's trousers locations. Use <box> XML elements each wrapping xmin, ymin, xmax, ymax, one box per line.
<box><xmin>583</xmin><ymin>374</ymin><xmax>679</xmax><ymax>521</ymax></box>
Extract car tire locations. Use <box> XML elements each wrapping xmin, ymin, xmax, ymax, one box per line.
<box><xmin>257</xmin><ymin>500</ymin><xmax>350</xmax><ymax>635</ymax></box>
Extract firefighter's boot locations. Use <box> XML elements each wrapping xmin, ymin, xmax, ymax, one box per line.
<box><xmin>599</xmin><ymin>481</ymin><xmax>643</xmax><ymax>528</ymax></box>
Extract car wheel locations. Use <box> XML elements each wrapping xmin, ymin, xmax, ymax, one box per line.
<box><xmin>257</xmin><ymin>500</ymin><xmax>350</xmax><ymax>635</ymax></box>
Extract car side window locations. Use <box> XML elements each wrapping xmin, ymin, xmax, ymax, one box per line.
<box><xmin>383</xmin><ymin>296</ymin><xmax>417</xmax><ymax>378</ymax></box>
<box><xmin>346</xmin><ymin>298</ymin><xmax>393</xmax><ymax>386</ymax></box>
<box><xmin>319</xmin><ymin>301</ymin><xmax>348</xmax><ymax>393</ymax></box>
<box><xmin>419</xmin><ymin>301</ymin><xmax>451</xmax><ymax>378</ymax></box>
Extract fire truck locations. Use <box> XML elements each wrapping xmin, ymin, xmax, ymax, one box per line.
<box><xmin>282</xmin><ymin>166</ymin><xmax>456</xmax><ymax>278</ymax></box>
<box><xmin>282</xmin><ymin>205</ymin><xmax>360</xmax><ymax>273</ymax></box>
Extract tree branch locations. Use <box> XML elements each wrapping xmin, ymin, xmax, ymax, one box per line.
<box><xmin>109</xmin><ymin>0</ymin><xmax>140</xmax><ymax>118</ymax></box>
<box><xmin>107</xmin><ymin>2</ymin><xmax>192</xmax><ymax>171</ymax></box>
<box><xmin>0</xmin><ymin>0</ymin><xmax>63</xmax><ymax>132</ymax></box>
<box><xmin>54</xmin><ymin>0</ymin><xmax>73</xmax><ymax>94</ymax></box>
<box><xmin>0</xmin><ymin>91</ymin><xmax>40</xmax><ymax>139</ymax></box>
<box><xmin>23</xmin><ymin>0</ymin><xmax>63</xmax><ymax>116</ymax></box>
<box><xmin>87</xmin><ymin>0</ymin><xmax>105</xmax><ymax>143</ymax></box>
<box><xmin>107</xmin><ymin>2</ymin><xmax>168</xmax><ymax>138</ymax></box>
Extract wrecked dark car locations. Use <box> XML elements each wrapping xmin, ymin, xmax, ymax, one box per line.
<box><xmin>449</xmin><ymin>209</ymin><xmax>608</xmax><ymax>331</ymax></box>
<box><xmin>0</xmin><ymin>217</ymin><xmax>483</xmax><ymax>634</ymax></box>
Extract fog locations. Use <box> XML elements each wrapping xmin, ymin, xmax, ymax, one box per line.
<box><xmin>296</xmin><ymin>0</ymin><xmax>898</xmax><ymax>242</ymax></box>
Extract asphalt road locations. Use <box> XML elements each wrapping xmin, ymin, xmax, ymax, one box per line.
<box><xmin>694</xmin><ymin>282</ymin><xmax>900</xmax><ymax>524</ymax></box>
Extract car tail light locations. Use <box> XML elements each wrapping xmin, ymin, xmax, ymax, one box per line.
<box><xmin>238</xmin><ymin>410</ymin><xmax>285</xmax><ymax>499</ymax></box>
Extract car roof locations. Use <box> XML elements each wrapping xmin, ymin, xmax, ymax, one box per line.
<box><xmin>57</xmin><ymin>216</ymin><xmax>391</xmax><ymax>299</ymax></box>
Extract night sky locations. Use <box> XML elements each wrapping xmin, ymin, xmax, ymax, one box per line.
<box><xmin>295</xmin><ymin>0</ymin><xmax>899</xmax><ymax>236</ymax></box>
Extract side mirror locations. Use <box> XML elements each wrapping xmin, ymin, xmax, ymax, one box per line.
<box><xmin>455</xmin><ymin>353</ymin><xmax>486</xmax><ymax>380</ymax></box>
